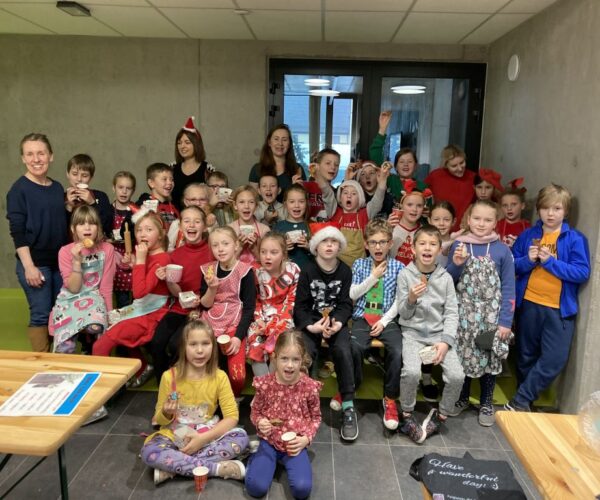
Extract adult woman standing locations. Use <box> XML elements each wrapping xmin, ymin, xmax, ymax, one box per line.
<box><xmin>7</xmin><ymin>133</ymin><xmax>68</xmax><ymax>351</ymax></box>
<box><xmin>249</xmin><ymin>124</ymin><xmax>305</xmax><ymax>201</ymax></box>
<box><xmin>171</xmin><ymin>116</ymin><xmax>213</xmax><ymax>211</ymax></box>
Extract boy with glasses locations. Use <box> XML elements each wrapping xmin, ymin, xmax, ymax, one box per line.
<box><xmin>348</xmin><ymin>219</ymin><xmax>405</xmax><ymax>431</ymax></box>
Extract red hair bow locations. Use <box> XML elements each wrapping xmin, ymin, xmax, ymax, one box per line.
<box><xmin>507</xmin><ymin>177</ymin><xmax>526</xmax><ymax>192</ymax></box>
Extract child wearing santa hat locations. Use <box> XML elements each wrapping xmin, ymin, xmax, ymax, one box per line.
<box><xmin>293</xmin><ymin>224</ymin><xmax>360</xmax><ymax>442</ymax></box>
<box><xmin>332</xmin><ymin>164</ymin><xmax>390</xmax><ymax>267</ymax></box>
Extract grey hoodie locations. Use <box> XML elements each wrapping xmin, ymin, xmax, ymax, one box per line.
<box><xmin>386</xmin><ymin>262</ymin><xmax>458</xmax><ymax>347</ymax></box>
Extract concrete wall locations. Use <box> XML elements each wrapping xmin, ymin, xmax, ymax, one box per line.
<box><xmin>481</xmin><ymin>0</ymin><xmax>600</xmax><ymax>412</ymax></box>
<box><xmin>0</xmin><ymin>35</ymin><xmax>486</xmax><ymax>287</ymax></box>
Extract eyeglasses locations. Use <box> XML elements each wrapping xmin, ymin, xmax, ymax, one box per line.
<box><xmin>185</xmin><ymin>197</ymin><xmax>207</xmax><ymax>203</ymax></box>
<box><xmin>367</xmin><ymin>239</ymin><xmax>390</xmax><ymax>248</ymax></box>
<box><xmin>208</xmin><ymin>184</ymin><xmax>226</xmax><ymax>190</ymax></box>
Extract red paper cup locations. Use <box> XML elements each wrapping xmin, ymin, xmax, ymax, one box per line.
<box><xmin>193</xmin><ymin>466</ymin><xmax>209</xmax><ymax>492</ymax></box>
<box><xmin>217</xmin><ymin>334</ymin><xmax>231</xmax><ymax>354</ymax></box>
<box><xmin>165</xmin><ymin>264</ymin><xmax>183</xmax><ymax>283</ymax></box>
<box><xmin>281</xmin><ymin>431</ymin><xmax>297</xmax><ymax>455</ymax></box>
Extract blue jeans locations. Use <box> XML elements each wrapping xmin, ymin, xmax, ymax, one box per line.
<box><xmin>515</xmin><ymin>300</ymin><xmax>576</xmax><ymax>407</ymax></box>
<box><xmin>245</xmin><ymin>439</ymin><xmax>312</xmax><ymax>499</ymax></box>
<box><xmin>16</xmin><ymin>260</ymin><xmax>62</xmax><ymax>326</ymax></box>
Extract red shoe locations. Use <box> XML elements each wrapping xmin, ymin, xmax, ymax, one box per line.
<box><xmin>382</xmin><ymin>398</ymin><xmax>399</xmax><ymax>430</ymax></box>
<box><xmin>330</xmin><ymin>392</ymin><xmax>342</xmax><ymax>411</ymax></box>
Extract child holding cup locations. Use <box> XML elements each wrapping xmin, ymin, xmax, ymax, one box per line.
<box><xmin>141</xmin><ymin>319</ymin><xmax>248</xmax><ymax>486</ymax></box>
<box><xmin>245</xmin><ymin>330</ymin><xmax>322</xmax><ymax>500</ymax></box>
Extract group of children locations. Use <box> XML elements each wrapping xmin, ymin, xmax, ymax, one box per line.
<box><xmin>15</xmin><ymin>115</ymin><xmax>591</xmax><ymax>498</ymax></box>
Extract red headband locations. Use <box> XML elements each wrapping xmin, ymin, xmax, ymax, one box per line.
<box><xmin>478</xmin><ymin>168</ymin><xmax>504</xmax><ymax>192</ymax></box>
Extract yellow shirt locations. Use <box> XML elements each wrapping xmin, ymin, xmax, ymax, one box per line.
<box><xmin>145</xmin><ymin>368</ymin><xmax>238</xmax><ymax>443</ymax></box>
<box><xmin>524</xmin><ymin>230</ymin><xmax>562</xmax><ymax>308</ymax></box>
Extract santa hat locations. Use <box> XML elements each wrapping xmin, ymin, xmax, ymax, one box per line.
<box><xmin>337</xmin><ymin>180</ymin><xmax>366</xmax><ymax>208</ymax></box>
<box><xmin>182</xmin><ymin>116</ymin><xmax>201</xmax><ymax>138</ymax></box>
<box><xmin>308</xmin><ymin>222</ymin><xmax>347</xmax><ymax>256</ymax></box>
<box><xmin>477</xmin><ymin>168</ymin><xmax>504</xmax><ymax>192</ymax></box>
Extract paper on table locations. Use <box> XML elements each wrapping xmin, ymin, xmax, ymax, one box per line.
<box><xmin>0</xmin><ymin>371</ymin><xmax>100</xmax><ymax>416</ymax></box>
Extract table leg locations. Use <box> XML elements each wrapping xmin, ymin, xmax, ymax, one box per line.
<box><xmin>58</xmin><ymin>445</ymin><xmax>69</xmax><ymax>500</ymax></box>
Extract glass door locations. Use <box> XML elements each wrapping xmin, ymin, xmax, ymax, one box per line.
<box><xmin>269</xmin><ymin>59</ymin><xmax>485</xmax><ymax>174</ymax></box>
<box><xmin>282</xmin><ymin>74</ymin><xmax>363</xmax><ymax>185</ymax></box>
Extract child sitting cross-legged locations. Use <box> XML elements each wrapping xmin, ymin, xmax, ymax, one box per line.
<box><xmin>395</xmin><ymin>225</ymin><xmax>464</xmax><ymax>443</ymax></box>
<box><xmin>349</xmin><ymin>218</ymin><xmax>404</xmax><ymax>431</ymax></box>
<box><xmin>141</xmin><ymin>319</ymin><xmax>249</xmax><ymax>486</ymax></box>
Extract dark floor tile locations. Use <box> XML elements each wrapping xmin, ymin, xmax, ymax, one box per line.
<box><xmin>313</xmin><ymin>401</ymin><xmax>333</xmax><ymax>443</ymax></box>
<box><xmin>77</xmin><ymin>389</ymin><xmax>137</xmax><ymax>435</ymax></box>
<box><xmin>390</xmin><ymin>444</ymin><xmax>447</xmax><ymax>500</ymax></box>
<box><xmin>0</xmin><ymin>455</ymin><xmax>28</xmax><ymax>490</ymax></box>
<box><xmin>504</xmin><ymin>450</ymin><xmax>542</xmax><ymax>500</ymax></box>
<box><xmin>266</xmin><ymin>443</ymin><xmax>333</xmax><ymax>500</ymax></box>
<box><xmin>109</xmin><ymin>391</ymin><xmax>157</xmax><ymax>436</ymax></box>
<box><xmin>67</xmin><ymin>434</ymin><xmax>146</xmax><ymax>499</ymax></box>
<box><xmin>490</xmin><ymin>423</ymin><xmax>513</xmax><ymax>451</ymax></box>
<box><xmin>333</xmin><ymin>443</ymin><xmax>399</xmax><ymax>499</ymax></box>
<box><xmin>0</xmin><ymin>434</ymin><xmax>104</xmax><ymax>499</ymax></box>
<box><xmin>441</xmin><ymin>408</ymin><xmax>502</xmax><ymax>449</ymax></box>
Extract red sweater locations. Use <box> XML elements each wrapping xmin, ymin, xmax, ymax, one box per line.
<box><xmin>425</xmin><ymin>167</ymin><xmax>475</xmax><ymax>232</ymax></box>
<box><xmin>170</xmin><ymin>241</ymin><xmax>214</xmax><ymax>314</ymax></box>
<box><xmin>132</xmin><ymin>252</ymin><xmax>171</xmax><ymax>299</ymax></box>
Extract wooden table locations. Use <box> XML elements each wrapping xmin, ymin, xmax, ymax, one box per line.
<box><xmin>497</xmin><ymin>410</ymin><xmax>600</xmax><ymax>499</ymax></box>
<box><xmin>0</xmin><ymin>350</ymin><xmax>140</xmax><ymax>499</ymax></box>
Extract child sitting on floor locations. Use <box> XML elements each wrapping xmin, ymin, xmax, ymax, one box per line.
<box><xmin>141</xmin><ymin>319</ymin><xmax>249</xmax><ymax>486</ymax></box>
<box><xmin>245</xmin><ymin>330</ymin><xmax>322</xmax><ymax>500</ymax></box>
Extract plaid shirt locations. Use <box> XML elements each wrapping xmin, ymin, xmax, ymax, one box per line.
<box><xmin>351</xmin><ymin>256</ymin><xmax>404</xmax><ymax>319</ymax></box>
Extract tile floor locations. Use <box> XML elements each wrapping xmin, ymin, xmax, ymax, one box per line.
<box><xmin>0</xmin><ymin>391</ymin><xmax>541</xmax><ymax>500</ymax></box>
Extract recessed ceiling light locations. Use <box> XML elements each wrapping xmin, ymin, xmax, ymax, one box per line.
<box><xmin>305</xmin><ymin>78</ymin><xmax>331</xmax><ymax>87</ymax></box>
<box><xmin>393</xmin><ymin>89</ymin><xmax>425</xmax><ymax>94</ymax></box>
<box><xmin>391</xmin><ymin>85</ymin><xmax>426</xmax><ymax>95</ymax></box>
<box><xmin>234</xmin><ymin>9</ymin><xmax>249</xmax><ymax>15</ymax></box>
<box><xmin>56</xmin><ymin>1</ymin><xmax>90</xmax><ymax>17</ymax></box>
<box><xmin>309</xmin><ymin>89</ymin><xmax>340</xmax><ymax>97</ymax></box>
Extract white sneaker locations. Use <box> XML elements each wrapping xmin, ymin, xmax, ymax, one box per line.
<box><xmin>216</xmin><ymin>460</ymin><xmax>245</xmax><ymax>480</ymax></box>
<box><xmin>154</xmin><ymin>468</ymin><xmax>175</xmax><ymax>486</ymax></box>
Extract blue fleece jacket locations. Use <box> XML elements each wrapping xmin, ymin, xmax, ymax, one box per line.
<box><xmin>512</xmin><ymin>220</ymin><xmax>590</xmax><ymax>318</ymax></box>
<box><xmin>446</xmin><ymin>239</ymin><xmax>516</xmax><ymax>329</ymax></box>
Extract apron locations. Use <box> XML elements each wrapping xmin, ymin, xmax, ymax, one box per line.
<box><xmin>107</xmin><ymin>293</ymin><xmax>168</xmax><ymax>328</ymax></box>
<box><xmin>200</xmin><ymin>261</ymin><xmax>252</xmax><ymax>337</ymax></box>
<box><xmin>455</xmin><ymin>243</ymin><xmax>504</xmax><ymax>377</ymax></box>
<box><xmin>49</xmin><ymin>251</ymin><xmax>108</xmax><ymax>347</ymax></box>
<box><xmin>363</xmin><ymin>275</ymin><xmax>384</xmax><ymax>326</ymax></box>
<box><xmin>336</xmin><ymin>212</ymin><xmax>366</xmax><ymax>267</ymax></box>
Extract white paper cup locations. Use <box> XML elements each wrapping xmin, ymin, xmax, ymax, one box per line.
<box><xmin>193</xmin><ymin>466</ymin><xmax>209</xmax><ymax>492</ymax></box>
<box><xmin>281</xmin><ymin>431</ymin><xmax>297</xmax><ymax>455</ymax></box>
<box><xmin>217</xmin><ymin>334</ymin><xmax>231</xmax><ymax>354</ymax></box>
<box><xmin>165</xmin><ymin>264</ymin><xmax>184</xmax><ymax>283</ymax></box>
<box><xmin>239</xmin><ymin>225</ymin><xmax>255</xmax><ymax>236</ymax></box>
<box><xmin>287</xmin><ymin>230</ymin><xmax>304</xmax><ymax>244</ymax></box>
<box><xmin>419</xmin><ymin>346</ymin><xmax>437</xmax><ymax>365</ymax></box>
<box><xmin>77</xmin><ymin>183</ymin><xmax>88</xmax><ymax>190</ymax></box>
<box><xmin>143</xmin><ymin>199</ymin><xmax>159</xmax><ymax>213</ymax></box>
<box><xmin>217</xmin><ymin>187</ymin><xmax>232</xmax><ymax>201</ymax></box>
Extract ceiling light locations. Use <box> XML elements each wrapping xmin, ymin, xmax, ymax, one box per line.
<box><xmin>234</xmin><ymin>9</ymin><xmax>250</xmax><ymax>15</ymax></box>
<box><xmin>391</xmin><ymin>85</ymin><xmax>426</xmax><ymax>95</ymax></box>
<box><xmin>391</xmin><ymin>85</ymin><xmax>426</xmax><ymax>91</ymax></box>
<box><xmin>304</xmin><ymin>78</ymin><xmax>331</xmax><ymax>87</ymax></box>
<box><xmin>56</xmin><ymin>1</ymin><xmax>91</xmax><ymax>17</ymax></box>
<box><xmin>308</xmin><ymin>89</ymin><xmax>340</xmax><ymax>97</ymax></box>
